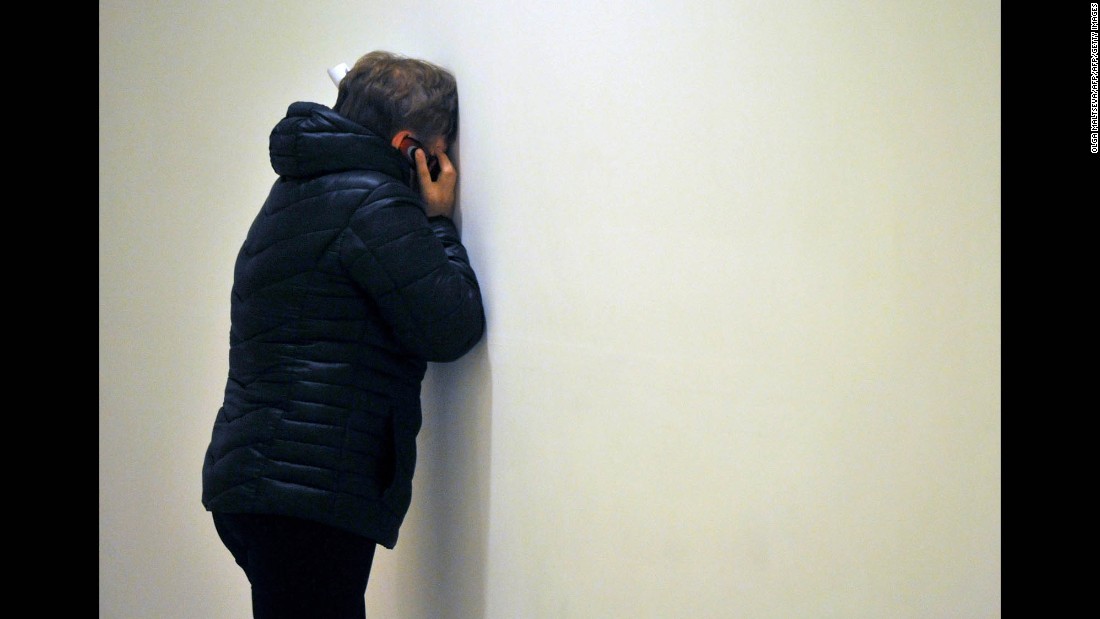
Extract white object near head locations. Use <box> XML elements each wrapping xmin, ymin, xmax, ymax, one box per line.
<box><xmin>327</xmin><ymin>63</ymin><xmax>350</xmax><ymax>87</ymax></box>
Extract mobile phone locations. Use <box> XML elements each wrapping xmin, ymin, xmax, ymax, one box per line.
<box><xmin>398</xmin><ymin>136</ymin><xmax>441</xmax><ymax>181</ymax></box>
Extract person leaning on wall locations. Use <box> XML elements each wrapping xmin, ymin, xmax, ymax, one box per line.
<box><xmin>200</xmin><ymin>50</ymin><xmax>485</xmax><ymax>619</ymax></box>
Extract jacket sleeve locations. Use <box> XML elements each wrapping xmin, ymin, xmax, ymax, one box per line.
<box><xmin>341</xmin><ymin>188</ymin><xmax>486</xmax><ymax>362</ymax></box>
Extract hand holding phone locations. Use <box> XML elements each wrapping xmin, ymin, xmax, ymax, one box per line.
<box><xmin>412</xmin><ymin>147</ymin><xmax>456</xmax><ymax>219</ymax></box>
<box><xmin>398</xmin><ymin>136</ymin><xmax>441</xmax><ymax>181</ymax></box>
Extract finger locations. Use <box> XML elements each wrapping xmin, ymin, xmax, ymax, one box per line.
<box><xmin>435</xmin><ymin>152</ymin><xmax>456</xmax><ymax>181</ymax></box>
<box><xmin>436</xmin><ymin>150</ymin><xmax>454</xmax><ymax>172</ymax></box>
<box><xmin>414</xmin><ymin>148</ymin><xmax>431</xmax><ymax>178</ymax></box>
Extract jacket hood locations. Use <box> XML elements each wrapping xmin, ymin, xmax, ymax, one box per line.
<box><xmin>269</xmin><ymin>101</ymin><xmax>410</xmax><ymax>181</ymax></box>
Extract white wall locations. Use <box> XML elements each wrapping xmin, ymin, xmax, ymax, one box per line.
<box><xmin>100</xmin><ymin>1</ymin><xmax>1001</xmax><ymax>617</ymax></box>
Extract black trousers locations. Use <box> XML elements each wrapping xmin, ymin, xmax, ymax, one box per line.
<box><xmin>212</xmin><ymin>512</ymin><xmax>378</xmax><ymax>619</ymax></box>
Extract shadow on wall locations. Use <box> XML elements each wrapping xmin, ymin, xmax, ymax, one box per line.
<box><xmin>394</xmin><ymin>336</ymin><xmax>493</xmax><ymax>618</ymax></box>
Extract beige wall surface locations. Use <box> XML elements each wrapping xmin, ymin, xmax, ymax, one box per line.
<box><xmin>100</xmin><ymin>1</ymin><xmax>1000</xmax><ymax>617</ymax></box>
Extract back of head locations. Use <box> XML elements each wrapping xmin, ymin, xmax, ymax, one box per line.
<box><xmin>334</xmin><ymin>51</ymin><xmax>458</xmax><ymax>145</ymax></box>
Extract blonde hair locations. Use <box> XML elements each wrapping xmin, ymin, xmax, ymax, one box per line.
<box><xmin>334</xmin><ymin>51</ymin><xmax>458</xmax><ymax>145</ymax></box>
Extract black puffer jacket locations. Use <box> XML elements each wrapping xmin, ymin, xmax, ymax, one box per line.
<box><xmin>201</xmin><ymin>102</ymin><xmax>485</xmax><ymax>548</ymax></box>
